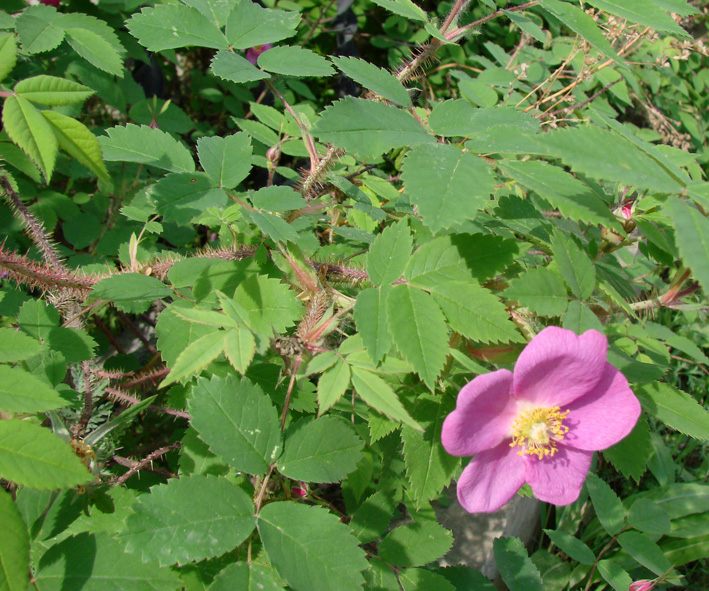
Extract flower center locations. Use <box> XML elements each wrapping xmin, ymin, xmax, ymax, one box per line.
<box><xmin>510</xmin><ymin>406</ymin><xmax>570</xmax><ymax>460</ymax></box>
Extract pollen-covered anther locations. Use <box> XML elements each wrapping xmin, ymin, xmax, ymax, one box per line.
<box><xmin>510</xmin><ymin>406</ymin><xmax>570</xmax><ymax>460</ymax></box>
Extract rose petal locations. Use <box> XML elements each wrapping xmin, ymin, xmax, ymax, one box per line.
<box><xmin>441</xmin><ymin>369</ymin><xmax>517</xmax><ymax>456</ymax></box>
<box><xmin>563</xmin><ymin>363</ymin><xmax>641</xmax><ymax>451</ymax></box>
<box><xmin>513</xmin><ymin>327</ymin><xmax>609</xmax><ymax>407</ymax></box>
<box><xmin>456</xmin><ymin>443</ymin><xmax>526</xmax><ymax>513</ymax></box>
<box><xmin>525</xmin><ymin>446</ymin><xmax>592</xmax><ymax>505</ymax></box>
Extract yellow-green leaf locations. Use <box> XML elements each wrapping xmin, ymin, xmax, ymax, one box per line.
<box><xmin>14</xmin><ymin>75</ymin><xmax>94</xmax><ymax>106</ymax></box>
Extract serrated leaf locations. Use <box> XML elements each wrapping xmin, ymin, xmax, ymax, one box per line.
<box><xmin>586</xmin><ymin>473</ymin><xmax>626</xmax><ymax>536</ymax></box>
<box><xmin>156</xmin><ymin>308</ymin><xmax>217</xmax><ymax>368</ymax></box>
<box><xmin>404</xmin><ymin>236</ymin><xmax>471</xmax><ymax>288</ymax></box>
<box><xmin>278</xmin><ymin>416</ymin><xmax>363</xmax><ymax>483</ymax></box>
<box><xmin>41</xmin><ymin>111</ymin><xmax>109</xmax><ymax>181</ymax></box>
<box><xmin>208</xmin><ymin>561</ymin><xmax>284</xmax><ymax>591</ymax></box>
<box><xmin>251</xmin><ymin>186</ymin><xmax>307</xmax><ymax>212</ymax></box>
<box><xmin>317</xmin><ymin>359</ymin><xmax>351</xmax><ymax>414</ymax></box>
<box><xmin>596</xmin><ymin>560</ymin><xmax>632</xmax><ymax>591</ymax></box>
<box><xmin>178</xmin><ymin>428</ymin><xmax>229</xmax><ymax>477</ymax></box>
<box><xmin>387</xmin><ymin>285</ymin><xmax>448</xmax><ymax>389</ymax></box>
<box><xmin>0</xmin><ymin>488</ymin><xmax>29</xmax><ymax>591</ymax></box>
<box><xmin>367</xmin><ymin>219</ymin><xmax>412</xmax><ymax>285</ymax></box>
<box><xmin>636</xmin><ymin>382</ymin><xmax>709</xmax><ymax>441</ymax></box>
<box><xmin>0</xmin><ymin>420</ymin><xmax>91</xmax><ymax>489</ymax></box>
<box><xmin>92</xmin><ymin>273</ymin><xmax>172</xmax><ymax>308</ymax></box>
<box><xmin>2</xmin><ymin>95</ymin><xmax>57</xmax><ymax>182</ymax></box>
<box><xmin>0</xmin><ymin>327</ymin><xmax>45</xmax><ymax>362</ymax></box>
<box><xmin>504</xmin><ymin>10</ymin><xmax>547</xmax><ymax>43</ymax></box>
<box><xmin>35</xmin><ymin>532</ymin><xmax>182</xmax><ymax>591</ymax></box>
<box><xmin>311</xmin><ymin>97</ymin><xmax>435</xmax><ymax>158</ymax></box>
<box><xmin>586</xmin><ymin>0</ymin><xmax>687</xmax><ymax>35</ymax></box>
<box><xmin>628</xmin><ymin>498</ymin><xmax>671</xmax><ymax>535</ymax></box>
<box><xmin>617</xmin><ymin>531</ymin><xmax>672</xmax><ymax>576</ymax></box>
<box><xmin>370</xmin><ymin>0</ymin><xmax>427</xmax><ymax>22</ymax></box>
<box><xmin>189</xmin><ymin>374</ymin><xmax>282</xmax><ymax>475</ymax></box>
<box><xmin>429</xmin><ymin>101</ymin><xmax>540</xmax><ymax>137</ymax></box>
<box><xmin>562</xmin><ymin>300</ymin><xmax>604</xmax><ymax>334</ymax></box>
<box><xmin>99</xmin><ymin>124</ymin><xmax>195</xmax><ymax>172</ymax></box>
<box><xmin>450</xmin><ymin>234</ymin><xmax>520</xmax><ymax>282</ymax></box>
<box><xmin>351</xmin><ymin>366</ymin><xmax>421</xmax><ymax>431</ymax></box>
<box><xmin>665</xmin><ymin>197</ymin><xmax>709</xmax><ymax>294</ymax></box>
<box><xmin>499</xmin><ymin>160</ymin><xmax>620</xmax><ymax>229</ymax></box>
<box><xmin>544</xmin><ymin>529</ymin><xmax>595</xmax><ymax>565</ymax></box>
<box><xmin>354</xmin><ymin>287</ymin><xmax>392</xmax><ymax>364</ymax></box>
<box><xmin>603</xmin><ymin>416</ymin><xmax>651</xmax><ymax>482</ymax></box>
<box><xmin>550</xmin><ymin>230</ymin><xmax>596</xmax><ymax>299</ymax></box>
<box><xmin>160</xmin><ymin>330</ymin><xmax>225</xmax><ymax>386</ymax></box>
<box><xmin>0</xmin><ymin>366</ymin><xmax>68</xmax><ymax>413</ymax></box>
<box><xmin>210</xmin><ymin>49</ymin><xmax>270</xmax><ymax>84</ymax></box>
<box><xmin>504</xmin><ymin>267</ymin><xmax>568</xmax><ymax>317</ymax></box>
<box><xmin>402</xmin><ymin>143</ymin><xmax>495</xmax><ymax>233</ymax></box>
<box><xmin>379</xmin><ymin>521</ymin><xmax>453</xmax><ymax>567</ymax></box>
<box><xmin>350</xmin><ymin>489</ymin><xmax>397</xmax><ymax>543</ymax></box>
<box><xmin>430</xmin><ymin>281</ymin><xmax>523</xmax><ymax>344</ymax></box>
<box><xmin>120</xmin><ymin>475</ymin><xmax>255</xmax><ymax>566</ymax></box>
<box><xmin>223</xmin><ymin>327</ymin><xmax>256</xmax><ymax>374</ymax></box>
<box><xmin>226</xmin><ymin>0</ymin><xmax>300</xmax><ymax>48</ymax></box>
<box><xmin>248</xmin><ymin>210</ymin><xmax>299</xmax><ymax>243</ymax></box>
<box><xmin>0</xmin><ymin>33</ymin><xmax>17</xmax><ymax>83</ymax></box>
<box><xmin>64</xmin><ymin>27</ymin><xmax>124</xmax><ymax>77</ymax></box>
<box><xmin>15</xmin><ymin>4</ymin><xmax>64</xmax><ymax>54</ymax></box>
<box><xmin>257</xmin><ymin>45</ymin><xmax>334</xmax><ymax>77</ymax></box>
<box><xmin>257</xmin><ymin>502</ymin><xmax>368</xmax><ymax>591</ymax></box>
<box><xmin>331</xmin><ymin>56</ymin><xmax>410</xmax><ymax>106</ymax></box>
<box><xmin>197</xmin><ymin>132</ymin><xmax>252</xmax><ymax>189</ymax></box>
<box><xmin>493</xmin><ymin>537</ymin><xmax>544</xmax><ymax>591</ymax></box>
<box><xmin>150</xmin><ymin>172</ymin><xmax>227</xmax><ymax>225</ymax></box>
<box><xmin>126</xmin><ymin>4</ymin><xmax>229</xmax><ymax>51</ymax></box>
<box><xmin>182</xmin><ymin>0</ymin><xmax>240</xmax><ymax>28</ymax></box>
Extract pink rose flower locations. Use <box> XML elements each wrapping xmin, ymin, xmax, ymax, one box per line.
<box><xmin>441</xmin><ymin>327</ymin><xmax>641</xmax><ymax>513</ymax></box>
<box><xmin>245</xmin><ymin>44</ymin><xmax>273</xmax><ymax>66</ymax></box>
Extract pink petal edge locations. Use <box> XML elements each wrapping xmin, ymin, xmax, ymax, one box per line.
<box><xmin>524</xmin><ymin>446</ymin><xmax>593</xmax><ymax>506</ymax></box>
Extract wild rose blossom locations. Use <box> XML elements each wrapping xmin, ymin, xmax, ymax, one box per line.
<box><xmin>441</xmin><ymin>327</ymin><xmax>641</xmax><ymax>513</ymax></box>
<box><xmin>245</xmin><ymin>44</ymin><xmax>273</xmax><ymax>65</ymax></box>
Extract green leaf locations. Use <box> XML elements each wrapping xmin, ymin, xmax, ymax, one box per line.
<box><xmin>0</xmin><ymin>33</ymin><xmax>17</xmax><ymax>84</ymax></box>
<box><xmin>451</xmin><ymin>234</ymin><xmax>520</xmax><ymax>282</ymax></box>
<box><xmin>225</xmin><ymin>0</ymin><xmax>300</xmax><ymax>48</ymax></box>
<box><xmin>41</xmin><ymin>111</ymin><xmax>109</xmax><ymax>181</ymax></box>
<box><xmin>401</xmin><ymin>395</ymin><xmax>459</xmax><ymax>509</ymax></box>
<box><xmin>596</xmin><ymin>560</ymin><xmax>632</xmax><ymax>591</ymax></box>
<box><xmin>617</xmin><ymin>531</ymin><xmax>672</xmax><ymax>576</ymax></box>
<box><xmin>15</xmin><ymin>4</ymin><xmax>64</xmax><ymax>54</ymax></box>
<box><xmin>91</xmin><ymin>273</ymin><xmax>172</xmax><ymax>310</ymax></box>
<box><xmin>331</xmin><ymin>56</ymin><xmax>410</xmax><ymax>106</ymax></box>
<box><xmin>586</xmin><ymin>0</ymin><xmax>688</xmax><ymax>35</ymax></box>
<box><xmin>387</xmin><ymin>285</ymin><xmax>448</xmax><ymax>389</ymax></box>
<box><xmin>367</xmin><ymin>219</ymin><xmax>412</xmax><ymax>285</ymax></box>
<box><xmin>2</xmin><ymin>95</ymin><xmax>57</xmax><ymax>182</ymax></box>
<box><xmin>585</xmin><ymin>473</ymin><xmax>626</xmax><ymax>536</ymax></box>
<box><xmin>156</xmin><ymin>308</ymin><xmax>219</xmax><ymax>368</ymax></box>
<box><xmin>150</xmin><ymin>173</ymin><xmax>227</xmax><ymax>225</ymax></box>
<box><xmin>354</xmin><ymin>287</ymin><xmax>392</xmax><ymax>364</ymax></box>
<box><xmin>402</xmin><ymin>143</ymin><xmax>495</xmax><ymax>233</ymax></box>
<box><xmin>248</xmin><ymin>210</ymin><xmax>299</xmax><ymax>243</ymax></box>
<box><xmin>0</xmin><ymin>420</ymin><xmax>91</xmax><ymax>489</ymax></box>
<box><xmin>210</xmin><ymin>49</ymin><xmax>270</xmax><ymax>84</ymax></box>
<box><xmin>183</xmin><ymin>0</ymin><xmax>240</xmax><ymax>28</ymax></box>
<box><xmin>636</xmin><ymin>382</ymin><xmax>709</xmax><ymax>441</ymax></box>
<box><xmin>351</xmin><ymin>366</ymin><xmax>421</xmax><ymax>431</ymax></box>
<box><xmin>0</xmin><ymin>366</ymin><xmax>69</xmax><ymax>413</ymax></box>
<box><xmin>379</xmin><ymin>521</ymin><xmax>452</xmax><ymax>567</ymax></box>
<box><xmin>628</xmin><ymin>498</ymin><xmax>671</xmax><ymax>535</ymax></box>
<box><xmin>126</xmin><ymin>4</ymin><xmax>229</xmax><ymax>50</ymax></box>
<box><xmin>350</xmin><ymin>489</ymin><xmax>398</xmax><ymax>543</ymax></box>
<box><xmin>544</xmin><ymin>529</ymin><xmax>595</xmax><ymax>565</ymax></box>
<box><xmin>665</xmin><ymin>197</ymin><xmax>709</xmax><ymax>294</ymax></box>
<box><xmin>404</xmin><ymin>236</ymin><xmax>471</xmax><ymax>288</ymax></box>
<box><xmin>99</xmin><ymin>124</ymin><xmax>195</xmax><ymax>172</ymax></box>
<box><xmin>504</xmin><ymin>267</ymin><xmax>568</xmax><ymax>317</ymax></box>
<box><xmin>430</xmin><ymin>281</ymin><xmax>522</xmax><ymax>344</ymax></box>
<box><xmin>428</xmin><ymin>101</ymin><xmax>540</xmax><ymax>137</ymax></box>
<box><xmin>251</xmin><ymin>186</ymin><xmax>307</xmax><ymax>212</ymax></box>
<box><xmin>258</xmin><ymin>45</ymin><xmax>334</xmax><ymax>77</ymax></box>
<box><xmin>188</xmin><ymin>374</ymin><xmax>282</xmax><ymax>475</ymax></box>
<box><xmin>0</xmin><ymin>327</ymin><xmax>45</xmax><ymax>362</ymax></box>
<box><xmin>311</xmin><ymin>97</ymin><xmax>435</xmax><ymax>158</ymax></box>
<box><xmin>197</xmin><ymin>132</ymin><xmax>252</xmax><ymax>189</ymax></box>
<box><xmin>278</xmin><ymin>416</ymin><xmax>363</xmax><ymax>483</ymax></box>
<box><xmin>208</xmin><ymin>561</ymin><xmax>284</xmax><ymax>591</ymax></box>
<box><xmin>223</xmin><ymin>327</ymin><xmax>256</xmax><ymax>374</ymax></box>
<box><xmin>493</xmin><ymin>537</ymin><xmax>544</xmax><ymax>591</ymax></box>
<box><xmin>539</xmin><ymin>0</ymin><xmax>620</xmax><ymax>64</ymax></box>
<box><xmin>160</xmin><ymin>330</ymin><xmax>225</xmax><ymax>387</ymax></box>
<box><xmin>562</xmin><ymin>301</ymin><xmax>604</xmax><ymax>334</ymax></box>
<box><xmin>178</xmin><ymin>428</ymin><xmax>229</xmax><ymax>477</ymax></box>
<box><xmin>503</xmin><ymin>9</ymin><xmax>547</xmax><ymax>43</ymax></box>
<box><xmin>603</xmin><ymin>416</ymin><xmax>651</xmax><ymax>482</ymax></box>
<box><xmin>35</xmin><ymin>533</ymin><xmax>182</xmax><ymax>591</ymax></box>
<box><xmin>317</xmin><ymin>359</ymin><xmax>351</xmax><ymax>414</ymax></box>
<box><xmin>64</xmin><ymin>27</ymin><xmax>123</xmax><ymax>77</ymax></box>
<box><xmin>499</xmin><ymin>160</ymin><xmax>620</xmax><ymax>229</ymax></box>
<box><xmin>257</xmin><ymin>502</ymin><xmax>368</xmax><ymax>591</ymax></box>
<box><xmin>0</xmin><ymin>488</ymin><xmax>29</xmax><ymax>591</ymax></box>
<box><xmin>370</xmin><ymin>0</ymin><xmax>427</xmax><ymax>22</ymax></box>
<box><xmin>120</xmin><ymin>475</ymin><xmax>255</xmax><ymax>566</ymax></box>
<box><xmin>550</xmin><ymin>230</ymin><xmax>596</xmax><ymax>299</ymax></box>
<box><xmin>661</xmin><ymin>534</ymin><xmax>709</xmax><ymax>568</ymax></box>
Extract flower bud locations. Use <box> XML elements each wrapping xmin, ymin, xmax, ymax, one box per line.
<box><xmin>628</xmin><ymin>580</ymin><xmax>655</xmax><ymax>591</ymax></box>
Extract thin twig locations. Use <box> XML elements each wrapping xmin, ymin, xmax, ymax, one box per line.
<box><xmin>111</xmin><ymin>442</ymin><xmax>181</xmax><ymax>486</ymax></box>
<box><xmin>105</xmin><ymin>386</ymin><xmax>191</xmax><ymax>419</ymax></box>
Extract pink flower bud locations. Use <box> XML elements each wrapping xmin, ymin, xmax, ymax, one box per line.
<box><xmin>245</xmin><ymin>44</ymin><xmax>273</xmax><ymax>65</ymax></box>
<box><xmin>291</xmin><ymin>482</ymin><xmax>308</xmax><ymax>497</ymax></box>
<box><xmin>620</xmin><ymin>198</ymin><xmax>634</xmax><ymax>220</ymax></box>
<box><xmin>39</xmin><ymin>0</ymin><xmax>61</xmax><ymax>6</ymax></box>
<box><xmin>629</xmin><ymin>580</ymin><xmax>655</xmax><ymax>591</ymax></box>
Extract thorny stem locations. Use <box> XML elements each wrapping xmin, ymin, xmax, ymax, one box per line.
<box><xmin>111</xmin><ymin>442</ymin><xmax>182</xmax><ymax>486</ymax></box>
<box><xmin>280</xmin><ymin>358</ymin><xmax>301</xmax><ymax>431</ymax></box>
<box><xmin>105</xmin><ymin>387</ymin><xmax>191</xmax><ymax>419</ymax></box>
<box><xmin>446</xmin><ymin>1</ymin><xmax>540</xmax><ymax>41</ymax></box>
<box><xmin>76</xmin><ymin>361</ymin><xmax>94</xmax><ymax>438</ymax></box>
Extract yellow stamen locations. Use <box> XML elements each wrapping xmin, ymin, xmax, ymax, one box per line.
<box><xmin>510</xmin><ymin>406</ymin><xmax>570</xmax><ymax>460</ymax></box>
